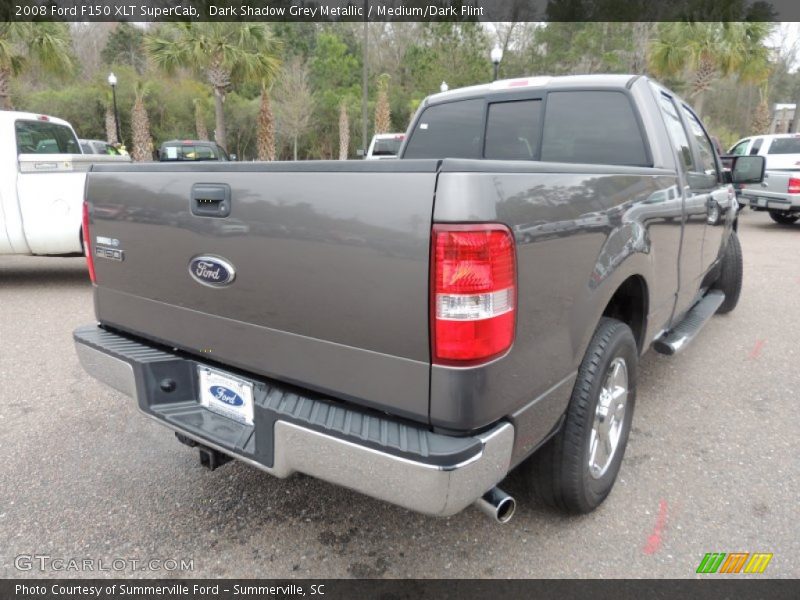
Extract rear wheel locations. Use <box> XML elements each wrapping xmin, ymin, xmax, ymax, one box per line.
<box><xmin>769</xmin><ymin>211</ymin><xmax>799</xmax><ymax>225</ymax></box>
<box><xmin>519</xmin><ymin>317</ymin><xmax>637</xmax><ymax>513</ymax></box>
<box><xmin>713</xmin><ymin>231</ymin><xmax>743</xmax><ymax>314</ymax></box>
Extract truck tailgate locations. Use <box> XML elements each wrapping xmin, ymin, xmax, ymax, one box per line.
<box><xmin>86</xmin><ymin>161</ymin><xmax>439</xmax><ymax>423</ymax></box>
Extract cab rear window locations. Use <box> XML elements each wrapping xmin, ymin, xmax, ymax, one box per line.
<box><xmin>404</xmin><ymin>90</ymin><xmax>648</xmax><ymax>167</ymax></box>
<box><xmin>161</xmin><ymin>144</ymin><xmax>224</xmax><ymax>161</ymax></box>
<box><xmin>15</xmin><ymin>120</ymin><xmax>80</xmax><ymax>155</ymax></box>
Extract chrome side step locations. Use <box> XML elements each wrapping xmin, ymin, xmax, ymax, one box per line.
<box><xmin>654</xmin><ymin>290</ymin><xmax>725</xmax><ymax>356</ymax></box>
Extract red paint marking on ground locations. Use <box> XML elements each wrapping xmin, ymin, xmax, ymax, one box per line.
<box><xmin>748</xmin><ymin>339</ymin><xmax>766</xmax><ymax>359</ymax></box>
<box><xmin>643</xmin><ymin>500</ymin><xmax>668</xmax><ymax>555</ymax></box>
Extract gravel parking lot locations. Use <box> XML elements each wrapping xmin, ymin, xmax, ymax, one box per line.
<box><xmin>1</xmin><ymin>209</ymin><xmax>798</xmax><ymax>579</ymax></box>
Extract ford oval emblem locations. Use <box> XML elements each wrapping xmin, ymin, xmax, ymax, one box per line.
<box><xmin>209</xmin><ymin>385</ymin><xmax>244</xmax><ymax>407</ymax></box>
<box><xmin>189</xmin><ymin>255</ymin><xmax>235</xmax><ymax>287</ymax></box>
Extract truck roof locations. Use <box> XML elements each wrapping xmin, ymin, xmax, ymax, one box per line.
<box><xmin>427</xmin><ymin>74</ymin><xmax>640</xmax><ymax>106</ymax></box>
<box><xmin>0</xmin><ymin>109</ymin><xmax>73</xmax><ymax>129</ymax></box>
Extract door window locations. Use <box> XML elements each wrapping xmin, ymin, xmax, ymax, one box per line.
<box><xmin>540</xmin><ymin>91</ymin><xmax>649</xmax><ymax>166</ymax></box>
<box><xmin>729</xmin><ymin>140</ymin><xmax>750</xmax><ymax>156</ymax></box>
<box><xmin>681</xmin><ymin>106</ymin><xmax>719</xmax><ymax>179</ymax></box>
<box><xmin>657</xmin><ymin>94</ymin><xmax>694</xmax><ymax>171</ymax></box>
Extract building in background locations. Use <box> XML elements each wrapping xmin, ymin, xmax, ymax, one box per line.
<box><xmin>771</xmin><ymin>103</ymin><xmax>796</xmax><ymax>133</ymax></box>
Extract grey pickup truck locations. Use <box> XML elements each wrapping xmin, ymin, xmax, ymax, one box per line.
<box><xmin>74</xmin><ymin>75</ymin><xmax>764</xmax><ymax>523</ymax></box>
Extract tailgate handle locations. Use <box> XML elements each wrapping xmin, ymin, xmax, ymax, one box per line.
<box><xmin>191</xmin><ymin>183</ymin><xmax>231</xmax><ymax>218</ymax></box>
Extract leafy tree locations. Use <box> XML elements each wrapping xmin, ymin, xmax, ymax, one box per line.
<box><xmin>309</xmin><ymin>30</ymin><xmax>361</xmax><ymax>158</ymax></box>
<box><xmin>275</xmin><ymin>58</ymin><xmax>313</xmax><ymax>160</ymax></box>
<box><xmin>648</xmin><ymin>22</ymin><xmax>772</xmax><ymax>117</ymax></box>
<box><xmin>101</xmin><ymin>23</ymin><xmax>147</xmax><ymax>73</ymax></box>
<box><xmin>146</xmin><ymin>23</ymin><xmax>280</xmax><ymax>151</ymax></box>
<box><xmin>0</xmin><ymin>22</ymin><xmax>74</xmax><ymax>109</ymax></box>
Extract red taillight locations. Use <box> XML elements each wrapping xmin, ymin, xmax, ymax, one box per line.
<box><xmin>789</xmin><ymin>177</ymin><xmax>800</xmax><ymax>194</ymax></box>
<box><xmin>82</xmin><ymin>202</ymin><xmax>96</xmax><ymax>283</ymax></box>
<box><xmin>431</xmin><ymin>224</ymin><xmax>516</xmax><ymax>365</ymax></box>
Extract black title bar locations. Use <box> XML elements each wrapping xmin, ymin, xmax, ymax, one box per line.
<box><xmin>2</xmin><ymin>579</ymin><xmax>800</xmax><ymax>600</ymax></box>
<box><xmin>1</xmin><ymin>0</ymin><xmax>795</xmax><ymax>22</ymax></box>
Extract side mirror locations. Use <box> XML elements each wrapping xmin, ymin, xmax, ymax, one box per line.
<box><xmin>229</xmin><ymin>154</ymin><xmax>237</xmax><ymax>161</ymax></box>
<box><xmin>356</xmin><ymin>148</ymin><xmax>365</xmax><ymax>157</ymax></box>
<box><xmin>721</xmin><ymin>155</ymin><xmax>765</xmax><ymax>184</ymax></box>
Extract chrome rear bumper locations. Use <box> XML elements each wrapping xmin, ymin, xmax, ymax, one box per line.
<box><xmin>74</xmin><ymin>325</ymin><xmax>514</xmax><ymax>517</ymax></box>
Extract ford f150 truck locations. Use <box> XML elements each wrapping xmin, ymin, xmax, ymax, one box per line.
<box><xmin>1</xmin><ymin>110</ymin><xmax>130</xmax><ymax>256</ymax></box>
<box><xmin>74</xmin><ymin>75</ymin><xmax>764</xmax><ymax>523</ymax></box>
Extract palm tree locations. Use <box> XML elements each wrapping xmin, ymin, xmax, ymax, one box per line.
<box><xmin>338</xmin><ymin>100</ymin><xmax>349</xmax><ymax>160</ymax></box>
<box><xmin>374</xmin><ymin>74</ymin><xmax>391</xmax><ymax>134</ymax></box>
<box><xmin>256</xmin><ymin>84</ymin><xmax>275</xmax><ymax>161</ymax></box>
<box><xmin>145</xmin><ymin>23</ymin><xmax>280</xmax><ymax>151</ymax></box>
<box><xmin>648</xmin><ymin>22</ymin><xmax>772</xmax><ymax>117</ymax></box>
<box><xmin>0</xmin><ymin>22</ymin><xmax>75</xmax><ymax>110</ymax></box>
<box><xmin>131</xmin><ymin>83</ymin><xmax>153</xmax><ymax>162</ymax></box>
<box><xmin>193</xmin><ymin>98</ymin><xmax>209</xmax><ymax>141</ymax></box>
<box><xmin>105</xmin><ymin>91</ymin><xmax>118</xmax><ymax>145</ymax></box>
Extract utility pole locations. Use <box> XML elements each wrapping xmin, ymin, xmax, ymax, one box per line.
<box><xmin>361</xmin><ymin>5</ymin><xmax>368</xmax><ymax>152</ymax></box>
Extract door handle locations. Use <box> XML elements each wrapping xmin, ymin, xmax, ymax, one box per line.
<box><xmin>191</xmin><ymin>183</ymin><xmax>231</xmax><ymax>218</ymax></box>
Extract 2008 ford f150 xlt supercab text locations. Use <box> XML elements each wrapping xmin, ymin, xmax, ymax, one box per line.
<box><xmin>74</xmin><ymin>75</ymin><xmax>765</xmax><ymax>523</ymax></box>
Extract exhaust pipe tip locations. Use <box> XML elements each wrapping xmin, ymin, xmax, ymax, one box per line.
<box><xmin>475</xmin><ymin>487</ymin><xmax>516</xmax><ymax>523</ymax></box>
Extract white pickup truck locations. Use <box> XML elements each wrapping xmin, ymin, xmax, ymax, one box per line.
<box><xmin>729</xmin><ymin>133</ymin><xmax>800</xmax><ymax>224</ymax></box>
<box><xmin>0</xmin><ymin>110</ymin><xmax>130</xmax><ymax>256</ymax></box>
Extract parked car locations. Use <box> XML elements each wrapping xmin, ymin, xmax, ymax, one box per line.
<box><xmin>0</xmin><ymin>110</ymin><xmax>130</xmax><ymax>256</ymax></box>
<box><xmin>728</xmin><ymin>134</ymin><xmax>800</xmax><ymax>224</ymax></box>
<box><xmin>364</xmin><ymin>133</ymin><xmax>404</xmax><ymax>159</ymax></box>
<box><xmin>158</xmin><ymin>140</ymin><xmax>233</xmax><ymax>162</ymax></box>
<box><xmin>80</xmin><ymin>139</ymin><xmax>123</xmax><ymax>156</ymax></box>
<box><xmin>75</xmin><ymin>75</ymin><xmax>763</xmax><ymax>523</ymax></box>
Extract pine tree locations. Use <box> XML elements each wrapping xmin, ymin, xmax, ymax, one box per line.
<box><xmin>374</xmin><ymin>74</ymin><xmax>391</xmax><ymax>134</ymax></box>
<box><xmin>257</xmin><ymin>85</ymin><xmax>275</xmax><ymax>160</ymax></box>
<box><xmin>194</xmin><ymin>99</ymin><xmax>209</xmax><ymax>141</ymax></box>
<box><xmin>131</xmin><ymin>85</ymin><xmax>153</xmax><ymax>162</ymax></box>
<box><xmin>338</xmin><ymin>100</ymin><xmax>349</xmax><ymax>160</ymax></box>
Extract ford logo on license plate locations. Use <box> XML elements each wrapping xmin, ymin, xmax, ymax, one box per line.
<box><xmin>189</xmin><ymin>255</ymin><xmax>235</xmax><ymax>287</ymax></box>
<box><xmin>209</xmin><ymin>385</ymin><xmax>244</xmax><ymax>407</ymax></box>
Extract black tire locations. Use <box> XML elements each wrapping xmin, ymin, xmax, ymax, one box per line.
<box><xmin>713</xmin><ymin>231</ymin><xmax>743</xmax><ymax>314</ymax></box>
<box><xmin>769</xmin><ymin>211</ymin><xmax>799</xmax><ymax>225</ymax></box>
<box><xmin>520</xmin><ymin>317</ymin><xmax>637</xmax><ymax>513</ymax></box>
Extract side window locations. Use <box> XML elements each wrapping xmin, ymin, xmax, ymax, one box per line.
<box><xmin>540</xmin><ymin>91</ymin><xmax>649</xmax><ymax>166</ymax></box>
<box><xmin>658</xmin><ymin>94</ymin><xmax>694</xmax><ymax>171</ymax></box>
<box><xmin>729</xmin><ymin>140</ymin><xmax>750</xmax><ymax>156</ymax></box>
<box><xmin>749</xmin><ymin>138</ymin><xmax>763</xmax><ymax>155</ymax></box>
<box><xmin>403</xmin><ymin>99</ymin><xmax>484</xmax><ymax>159</ymax></box>
<box><xmin>484</xmin><ymin>100</ymin><xmax>542</xmax><ymax>160</ymax></box>
<box><xmin>765</xmin><ymin>137</ymin><xmax>800</xmax><ymax>154</ymax></box>
<box><xmin>681</xmin><ymin>106</ymin><xmax>719</xmax><ymax>178</ymax></box>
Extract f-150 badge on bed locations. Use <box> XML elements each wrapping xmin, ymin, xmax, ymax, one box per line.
<box><xmin>189</xmin><ymin>256</ymin><xmax>236</xmax><ymax>287</ymax></box>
